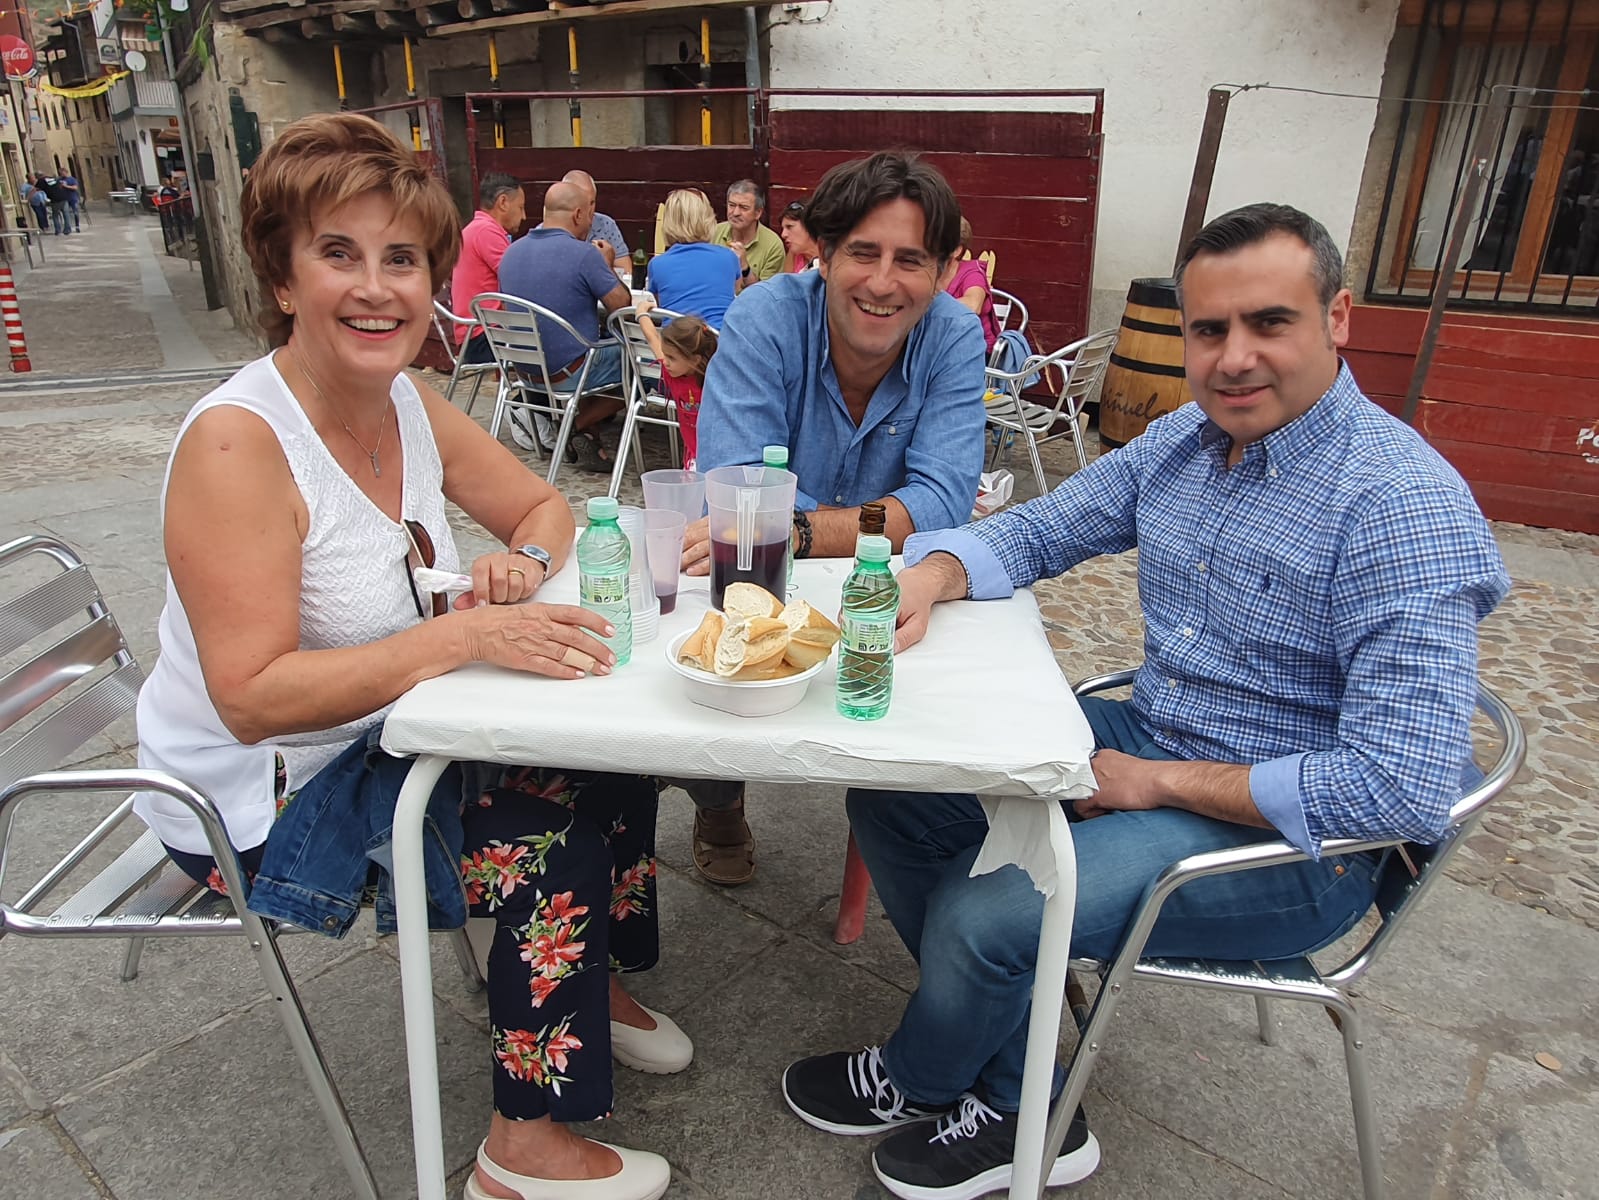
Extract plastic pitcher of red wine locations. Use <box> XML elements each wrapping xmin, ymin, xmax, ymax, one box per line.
<box><xmin>705</xmin><ymin>464</ymin><xmax>796</xmax><ymax>612</ymax></box>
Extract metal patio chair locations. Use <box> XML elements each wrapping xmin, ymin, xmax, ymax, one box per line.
<box><xmin>0</xmin><ymin>535</ymin><xmax>485</xmax><ymax>1200</ymax></box>
<box><xmin>603</xmin><ymin>305</ymin><xmax>716</xmax><ymax>498</ymax></box>
<box><xmin>471</xmin><ymin>293</ymin><xmax>624</xmax><ymax>486</ymax></box>
<box><xmin>988</xmin><ymin>287</ymin><xmax>1029</xmax><ymax>369</ymax></box>
<box><xmin>431</xmin><ymin>298</ymin><xmax>499</xmax><ymax>413</ymax></box>
<box><xmin>984</xmin><ymin>328</ymin><xmax>1117</xmax><ymax>493</ymax></box>
<box><xmin>1042</xmin><ymin>669</ymin><xmax>1525</xmax><ymax>1200</ymax></box>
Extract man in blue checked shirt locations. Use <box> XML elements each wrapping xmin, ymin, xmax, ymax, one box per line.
<box><xmin>677</xmin><ymin>152</ymin><xmax>988</xmax><ymax>888</ymax></box>
<box><xmin>782</xmin><ymin>203</ymin><xmax>1510</xmax><ymax>1200</ymax></box>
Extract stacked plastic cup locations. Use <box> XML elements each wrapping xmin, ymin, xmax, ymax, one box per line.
<box><xmin>615</xmin><ymin>505</ymin><xmax>660</xmax><ymax>644</ymax></box>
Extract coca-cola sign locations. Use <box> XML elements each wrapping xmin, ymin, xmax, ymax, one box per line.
<box><xmin>0</xmin><ymin>35</ymin><xmax>35</xmax><ymax>80</ymax></box>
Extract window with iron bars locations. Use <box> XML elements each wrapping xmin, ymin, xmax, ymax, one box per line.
<box><xmin>1366</xmin><ymin>0</ymin><xmax>1599</xmax><ymax>314</ymax></box>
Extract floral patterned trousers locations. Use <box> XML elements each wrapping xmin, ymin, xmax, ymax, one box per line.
<box><xmin>165</xmin><ymin>764</ymin><xmax>659</xmax><ymax>1124</ymax></box>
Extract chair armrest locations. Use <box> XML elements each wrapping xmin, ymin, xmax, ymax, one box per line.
<box><xmin>1072</xmin><ymin>668</ymin><xmax>1138</xmax><ymax>696</ymax></box>
<box><xmin>0</xmin><ymin>768</ymin><xmax>254</xmax><ymax>921</ymax></box>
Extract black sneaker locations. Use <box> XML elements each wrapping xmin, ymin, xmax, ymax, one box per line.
<box><xmin>782</xmin><ymin>1046</ymin><xmax>949</xmax><ymax>1136</ymax></box>
<box><xmin>872</xmin><ymin>1093</ymin><xmax>1101</xmax><ymax>1200</ymax></box>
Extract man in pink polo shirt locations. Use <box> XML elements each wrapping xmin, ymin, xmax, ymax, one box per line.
<box><xmin>451</xmin><ymin>172</ymin><xmax>526</xmax><ymax>365</ymax></box>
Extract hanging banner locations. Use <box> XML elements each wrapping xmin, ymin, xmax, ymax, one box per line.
<box><xmin>39</xmin><ymin>71</ymin><xmax>130</xmax><ymax>99</ymax></box>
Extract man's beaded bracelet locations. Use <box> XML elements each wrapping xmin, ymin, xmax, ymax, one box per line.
<box><xmin>792</xmin><ymin>509</ymin><xmax>813</xmax><ymax>559</ymax></box>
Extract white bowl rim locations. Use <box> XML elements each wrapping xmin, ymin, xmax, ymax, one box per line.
<box><xmin>665</xmin><ymin>629</ymin><xmax>828</xmax><ymax>689</ymax></box>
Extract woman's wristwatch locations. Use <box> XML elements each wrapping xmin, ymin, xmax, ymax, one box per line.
<box><xmin>513</xmin><ymin>544</ymin><xmax>553</xmax><ymax>581</ymax></box>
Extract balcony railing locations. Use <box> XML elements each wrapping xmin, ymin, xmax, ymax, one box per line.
<box><xmin>108</xmin><ymin>77</ymin><xmax>178</xmax><ymax>118</ymax></box>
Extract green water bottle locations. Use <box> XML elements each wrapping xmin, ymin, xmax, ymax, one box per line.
<box><xmin>577</xmin><ymin>496</ymin><xmax>632</xmax><ymax>666</ymax></box>
<box><xmin>763</xmin><ymin>444</ymin><xmax>794</xmax><ymax>597</ymax></box>
<box><xmin>836</xmin><ymin>534</ymin><xmax>899</xmax><ymax>720</ymax></box>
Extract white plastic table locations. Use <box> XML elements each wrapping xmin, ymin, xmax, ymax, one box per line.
<box><xmin>380</xmin><ymin>556</ymin><xmax>1097</xmax><ymax>1200</ymax></box>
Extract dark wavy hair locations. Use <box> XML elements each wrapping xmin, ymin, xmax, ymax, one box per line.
<box><xmin>803</xmin><ymin>152</ymin><xmax>962</xmax><ymax>266</ymax></box>
<box><xmin>240</xmin><ymin>112</ymin><xmax>461</xmax><ymax>346</ymax></box>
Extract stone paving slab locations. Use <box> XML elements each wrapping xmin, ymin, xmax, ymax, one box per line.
<box><xmin>54</xmin><ymin>950</ymin><xmax>491</xmax><ymax>1200</ymax></box>
<box><xmin>0</xmin><ymin>1123</ymin><xmax>103</xmax><ymax>1200</ymax></box>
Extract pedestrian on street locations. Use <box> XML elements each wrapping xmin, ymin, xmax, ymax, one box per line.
<box><xmin>62</xmin><ymin>172</ymin><xmax>82</xmax><ymax>232</ymax></box>
<box><xmin>43</xmin><ymin>174</ymin><xmax>71</xmax><ymax>236</ymax></box>
<box><xmin>27</xmin><ymin>174</ymin><xmax>49</xmax><ymax>231</ymax></box>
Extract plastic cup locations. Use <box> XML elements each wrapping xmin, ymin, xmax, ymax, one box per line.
<box><xmin>615</xmin><ymin>506</ymin><xmax>660</xmax><ymax>643</ymax></box>
<box><xmin>643</xmin><ymin>510</ymin><xmax>687</xmax><ymax>616</ymax></box>
<box><xmin>641</xmin><ymin>468</ymin><xmax>706</xmax><ymax>523</ymax></box>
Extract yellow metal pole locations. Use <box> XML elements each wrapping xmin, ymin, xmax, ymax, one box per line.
<box><xmin>403</xmin><ymin>39</ymin><xmax>422</xmax><ymax>151</ymax></box>
<box><xmin>489</xmin><ymin>34</ymin><xmax>504</xmax><ymax>149</ymax></box>
<box><xmin>568</xmin><ymin>26</ymin><xmax>582</xmax><ymax>147</ymax></box>
<box><xmin>699</xmin><ymin>18</ymin><xmax>712</xmax><ymax>146</ymax></box>
<box><xmin>333</xmin><ymin>44</ymin><xmax>348</xmax><ymax>110</ymax></box>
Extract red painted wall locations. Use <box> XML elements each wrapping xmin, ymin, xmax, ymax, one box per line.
<box><xmin>1345</xmin><ymin>305</ymin><xmax>1599</xmax><ymax>534</ymax></box>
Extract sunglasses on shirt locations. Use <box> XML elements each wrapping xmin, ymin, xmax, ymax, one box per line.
<box><xmin>402</xmin><ymin>518</ymin><xmax>449</xmax><ymax>620</ymax></box>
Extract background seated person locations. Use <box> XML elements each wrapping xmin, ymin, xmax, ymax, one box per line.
<box><xmin>782</xmin><ymin>202</ymin><xmax>1511</xmax><ymax>1200</ymax></box>
<box><xmin>946</xmin><ymin>216</ymin><xmax>999</xmax><ymax>354</ymax></box>
<box><xmin>496</xmin><ymin>180</ymin><xmax>630</xmax><ymax>472</ymax></box>
<box><xmin>780</xmin><ymin>199</ymin><xmax>820</xmax><ymax>272</ymax></box>
<box><xmin>714</xmin><ymin>179</ymin><xmax>786</xmax><ymax>284</ymax></box>
<box><xmin>646</xmin><ymin>188</ymin><xmax>740</xmax><ymax>330</ymax></box>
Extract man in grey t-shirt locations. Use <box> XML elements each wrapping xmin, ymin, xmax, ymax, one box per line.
<box><xmin>560</xmin><ymin>169</ymin><xmax>629</xmax><ymax>274</ymax></box>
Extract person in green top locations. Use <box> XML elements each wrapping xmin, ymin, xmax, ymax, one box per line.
<box><xmin>713</xmin><ymin>179</ymin><xmax>787</xmax><ymax>284</ymax></box>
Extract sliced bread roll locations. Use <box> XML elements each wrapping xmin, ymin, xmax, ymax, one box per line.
<box><xmin>712</xmin><ymin>616</ymin><xmax>790</xmax><ymax>678</ymax></box>
<box><xmin>781</xmin><ymin>599</ymin><xmax>842</xmax><ymax>670</ymax></box>
<box><xmin>677</xmin><ymin>611</ymin><xmax>725</xmax><ymax>673</ymax></box>
<box><xmin>723</xmin><ymin>582</ymin><xmax>783</xmax><ymax>622</ymax></box>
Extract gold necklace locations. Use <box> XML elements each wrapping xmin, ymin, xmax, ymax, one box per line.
<box><xmin>295</xmin><ymin>352</ymin><xmax>390</xmax><ymax>478</ymax></box>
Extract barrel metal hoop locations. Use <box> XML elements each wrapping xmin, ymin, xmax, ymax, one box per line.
<box><xmin>1108</xmin><ymin>352</ymin><xmax>1187</xmax><ymax>379</ymax></box>
<box><xmin>1119</xmin><ymin>315</ymin><xmax>1183</xmax><ymax>336</ymax></box>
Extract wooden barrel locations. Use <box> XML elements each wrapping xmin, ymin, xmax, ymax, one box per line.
<box><xmin>1098</xmin><ymin>278</ymin><xmax>1191</xmax><ymax>448</ymax></box>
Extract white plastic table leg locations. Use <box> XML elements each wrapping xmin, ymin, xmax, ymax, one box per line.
<box><xmin>391</xmin><ymin>752</ymin><xmax>452</xmax><ymax>1200</ymax></box>
<box><xmin>998</xmin><ymin>797</ymin><xmax>1076</xmax><ymax>1200</ymax></box>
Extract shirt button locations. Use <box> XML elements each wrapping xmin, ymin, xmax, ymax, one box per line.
<box><xmin>888</xmin><ymin>424</ymin><xmax>897</xmax><ymax>434</ymax></box>
<box><xmin>1168</xmin><ymin>678</ymin><xmax>1178</xmax><ymax>689</ymax></box>
<box><xmin>835</xmin><ymin>495</ymin><xmax>844</xmax><ymax>504</ymax></box>
<box><xmin>1196</xmin><ymin>562</ymin><xmax>1207</xmax><ymax>573</ymax></box>
<box><xmin>1182</xmin><ymin>627</ymin><xmax>1194</xmax><ymax>637</ymax></box>
<box><xmin>1268</xmin><ymin>467</ymin><xmax>1279</xmax><ymax>478</ymax></box>
<box><xmin>321</xmin><ymin>916</ymin><xmax>340</xmax><ymax>931</ymax></box>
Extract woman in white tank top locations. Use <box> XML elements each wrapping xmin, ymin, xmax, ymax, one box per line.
<box><xmin>135</xmin><ymin>115</ymin><xmax>678</xmax><ymax>1200</ymax></box>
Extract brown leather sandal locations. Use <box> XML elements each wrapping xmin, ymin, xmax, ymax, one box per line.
<box><xmin>692</xmin><ymin>804</ymin><xmax>755</xmax><ymax>886</ymax></box>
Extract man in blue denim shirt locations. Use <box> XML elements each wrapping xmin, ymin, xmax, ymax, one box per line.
<box><xmin>782</xmin><ymin>204</ymin><xmax>1510</xmax><ymax>1199</ymax></box>
<box><xmin>679</xmin><ymin>152</ymin><xmax>988</xmax><ymax>887</ymax></box>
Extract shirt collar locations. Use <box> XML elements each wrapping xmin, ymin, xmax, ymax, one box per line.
<box><xmin>1197</xmin><ymin>360</ymin><xmax>1360</xmax><ymax>471</ymax></box>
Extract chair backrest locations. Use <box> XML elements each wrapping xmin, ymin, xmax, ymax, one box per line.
<box><xmin>431</xmin><ymin>300</ymin><xmax>465</xmax><ymax>372</ymax></box>
<box><xmin>470</xmin><ymin>292</ymin><xmax>586</xmax><ymax>393</ymax></box>
<box><xmin>991</xmin><ymin>288</ymin><xmax>1029</xmax><ymax>342</ymax></box>
<box><xmin>978</xmin><ymin>248</ymin><xmax>997</xmax><ymax>285</ymax></box>
<box><xmin>0</xmin><ymin>535</ymin><xmax>144</xmax><ymax>907</ymax></box>
<box><xmin>608</xmin><ymin>305</ymin><xmax>690</xmax><ymax>395</ymax></box>
<box><xmin>1337</xmin><ymin>683</ymin><xmax>1525</xmax><ymax>983</ymax></box>
<box><xmin>1057</xmin><ymin>328</ymin><xmax>1119</xmax><ymax>408</ymax></box>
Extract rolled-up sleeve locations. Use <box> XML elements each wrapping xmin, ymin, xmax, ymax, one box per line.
<box><xmin>1286</xmin><ymin>487</ymin><xmax>1509</xmax><ymax>851</ymax></box>
<box><xmin>889</xmin><ymin>316</ymin><xmax>987</xmax><ymax>532</ymax></box>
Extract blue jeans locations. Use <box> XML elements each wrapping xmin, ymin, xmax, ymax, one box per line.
<box><xmin>847</xmin><ymin>697</ymin><xmax>1385</xmax><ymax>1112</ymax></box>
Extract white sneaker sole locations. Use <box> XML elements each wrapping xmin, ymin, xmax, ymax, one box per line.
<box><xmin>872</xmin><ymin>1130</ymin><xmax>1101</xmax><ymax>1200</ymax></box>
<box><xmin>780</xmin><ymin>1064</ymin><xmax>943</xmax><ymax>1138</ymax></box>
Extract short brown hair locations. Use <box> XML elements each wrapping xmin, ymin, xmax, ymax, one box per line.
<box><xmin>804</xmin><ymin>152</ymin><xmax>962</xmax><ymax>266</ymax></box>
<box><xmin>241</xmin><ymin>112</ymin><xmax>461</xmax><ymax>346</ymax></box>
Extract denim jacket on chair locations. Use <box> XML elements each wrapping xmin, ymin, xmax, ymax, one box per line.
<box><xmin>248</xmin><ymin>726</ymin><xmax>490</xmax><ymax>937</ymax></box>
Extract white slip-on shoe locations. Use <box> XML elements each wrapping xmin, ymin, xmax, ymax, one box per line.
<box><xmin>462</xmin><ymin>1139</ymin><xmax>670</xmax><ymax>1200</ymax></box>
<box><xmin>610</xmin><ymin>1004</ymin><xmax>694</xmax><ymax>1075</ymax></box>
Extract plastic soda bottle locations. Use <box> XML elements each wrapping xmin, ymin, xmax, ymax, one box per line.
<box><xmin>763</xmin><ymin>444</ymin><xmax>794</xmax><ymax>596</ymax></box>
<box><xmin>836</xmin><ymin>533</ymin><xmax>899</xmax><ymax>721</ymax></box>
<box><xmin>577</xmin><ymin>496</ymin><xmax>632</xmax><ymax>667</ymax></box>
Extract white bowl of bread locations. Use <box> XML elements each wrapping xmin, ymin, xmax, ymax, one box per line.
<box><xmin>668</xmin><ymin>583</ymin><xmax>841</xmax><ymax>717</ymax></box>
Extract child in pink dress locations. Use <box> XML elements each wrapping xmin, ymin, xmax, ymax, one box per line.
<box><xmin>636</xmin><ymin>297</ymin><xmax>718</xmax><ymax>470</ymax></box>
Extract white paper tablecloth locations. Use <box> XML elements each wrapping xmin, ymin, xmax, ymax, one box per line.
<box><xmin>381</xmin><ymin>557</ymin><xmax>1098</xmax><ymax>804</ymax></box>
